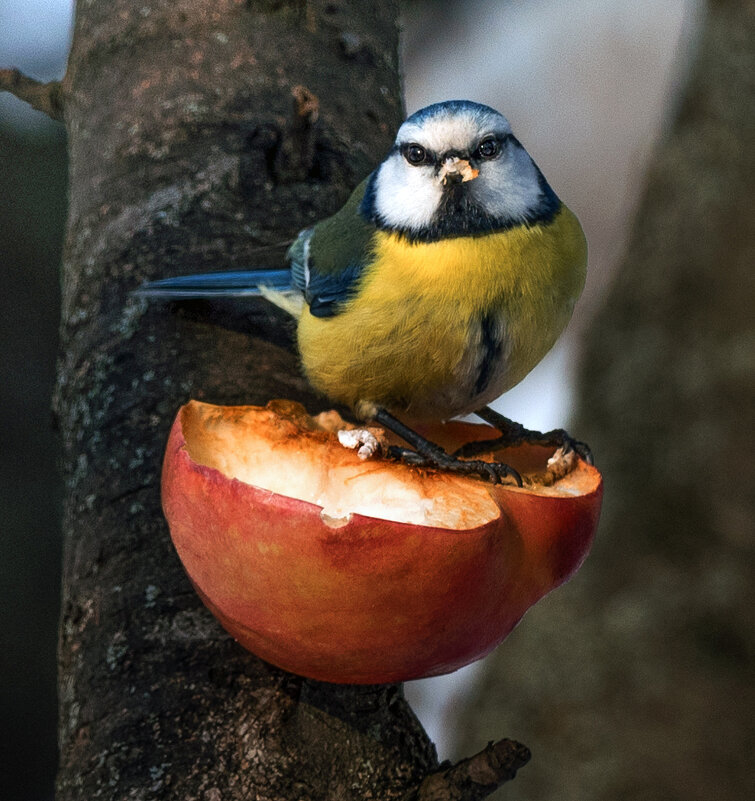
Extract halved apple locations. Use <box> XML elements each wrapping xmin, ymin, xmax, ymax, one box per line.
<box><xmin>162</xmin><ymin>400</ymin><xmax>602</xmax><ymax>684</ymax></box>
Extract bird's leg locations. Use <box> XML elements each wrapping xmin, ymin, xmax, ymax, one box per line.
<box><xmin>372</xmin><ymin>408</ymin><xmax>523</xmax><ymax>486</ymax></box>
<box><xmin>454</xmin><ymin>406</ymin><xmax>593</xmax><ymax>464</ymax></box>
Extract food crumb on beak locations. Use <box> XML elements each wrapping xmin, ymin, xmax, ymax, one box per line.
<box><xmin>440</xmin><ymin>158</ymin><xmax>479</xmax><ymax>185</ymax></box>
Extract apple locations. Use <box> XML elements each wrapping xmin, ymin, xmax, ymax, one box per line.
<box><xmin>162</xmin><ymin>400</ymin><xmax>602</xmax><ymax>684</ymax></box>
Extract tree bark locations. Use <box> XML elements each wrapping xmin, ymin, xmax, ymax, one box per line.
<box><xmin>48</xmin><ymin>1</ymin><xmax>532</xmax><ymax>798</ymax></box>
<box><xmin>455</xmin><ymin>2</ymin><xmax>755</xmax><ymax>799</ymax></box>
<box><xmin>52</xmin><ymin>2</ymin><xmax>432</xmax><ymax>798</ymax></box>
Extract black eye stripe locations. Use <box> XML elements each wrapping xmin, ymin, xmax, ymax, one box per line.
<box><xmin>473</xmin><ymin>133</ymin><xmax>513</xmax><ymax>160</ymax></box>
<box><xmin>476</xmin><ymin>137</ymin><xmax>499</xmax><ymax>159</ymax></box>
<box><xmin>401</xmin><ymin>142</ymin><xmax>436</xmax><ymax>166</ymax></box>
<box><xmin>398</xmin><ymin>133</ymin><xmax>513</xmax><ymax>166</ymax></box>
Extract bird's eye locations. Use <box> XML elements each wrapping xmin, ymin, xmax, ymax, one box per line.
<box><xmin>476</xmin><ymin>138</ymin><xmax>499</xmax><ymax>160</ymax></box>
<box><xmin>404</xmin><ymin>144</ymin><xmax>427</xmax><ymax>165</ymax></box>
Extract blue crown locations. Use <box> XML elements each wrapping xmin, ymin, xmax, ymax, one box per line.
<box><xmin>403</xmin><ymin>100</ymin><xmax>503</xmax><ymax>126</ymax></box>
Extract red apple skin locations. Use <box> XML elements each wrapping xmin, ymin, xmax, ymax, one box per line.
<box><xmin>162</xmin><ymin>405</ymin><xmax>602</xmax><ymax>684</ymax></box>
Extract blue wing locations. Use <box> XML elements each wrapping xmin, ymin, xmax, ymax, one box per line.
<box><xmin>288</xmin><ymin>178</ymin><xmax>377</xmax><ymax>318</ymax></box>
<box><xmin>133</xmin><ymin>269</ymin><xmax>292</xmax><ymax>299</ymax></box>
<box><xmin>286</xmin><ymin>227</ymin><xmax>369</xmax><ymax>319</ymax></box>
<box><xmin>134</xmin><ymin>177</ymin><xmax>377</xmax><ymax>317</ymax></box>
<box><xmin>304</xmin><ymin>262</ymin><xmax>368</xmax><ymax>318</ymax></box>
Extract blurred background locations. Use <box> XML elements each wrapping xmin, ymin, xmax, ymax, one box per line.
<box><xmin>2</xmin><ymin>1</ymin><xmax>752</xmax><ymax>799</ymax></box>
<box><xmin>1</xmin><ymin>2</ymin><xmax>71</xmax><ymax>800</ymax></box>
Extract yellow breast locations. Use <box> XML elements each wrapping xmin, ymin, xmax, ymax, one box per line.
<box><xmin>297</xmin><ymin>205</ymin><xmax>587</xmax><ymax>420</ymax></box>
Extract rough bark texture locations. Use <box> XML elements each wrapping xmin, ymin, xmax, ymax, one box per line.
<box><xmin>456</xmin><ymin>2</ymin><xmax>755</xmax><ymax>799</ymax></box>
<box><xmin>52</xmin><ymin>2</ymin><xmax>444</xmax><ymax>798</ymax></box>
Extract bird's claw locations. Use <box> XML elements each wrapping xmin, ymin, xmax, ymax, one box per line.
<box><xmin>387</xmin><ymin>445</ymin><xmax>523</xmax><ymax>487</ymax></box>
<box><xmin>459</xmin><ymin>408</ymin><xmax>594</xmax><ymax>467</ymax></box>
<box><xmin>387</xmin><ymin>445</ymin><xmax>426</xmax><ymax>466</ymax></box>
<box><xmin>548</xmin><ymin>429</ymin><xmax>593</xmax><ymax>465</ymax></box>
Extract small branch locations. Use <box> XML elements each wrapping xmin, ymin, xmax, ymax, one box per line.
<box><xmin>405</xmin><ymin>738</ymin><xmax>531</xmax><ymax>801</ymax></box>
<box><xmin>274</xmin><ymin>84</ymin><xmax>320</xmax><ymax>181</ymax></box>
<box><xmin>0</xmin><ymin>68</ymin><xmax>64</xmax><ymax>121</ymax></box>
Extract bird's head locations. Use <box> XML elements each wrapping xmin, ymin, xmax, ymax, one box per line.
<box><xmin>361</xmin><ymin>100</ymin><xmax>559</xmax><ymax>241</ymax></box>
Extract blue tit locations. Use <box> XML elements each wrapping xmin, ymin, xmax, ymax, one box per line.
<box><xmin>136</xmin><ymin>100</ymin><xmax>590</xmax><ymax>483</ymax></box>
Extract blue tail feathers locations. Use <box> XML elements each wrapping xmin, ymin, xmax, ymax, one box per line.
<box><xmin>133</xmin><ymin>269</ymin><xmax>293</xmax><ymax>299</ymax></box>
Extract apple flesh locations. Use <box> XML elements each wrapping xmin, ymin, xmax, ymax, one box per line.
<box><xmin>162</xmin><ymin>400</ymin><xmax>602</xmax><ymax>684</ymax></box>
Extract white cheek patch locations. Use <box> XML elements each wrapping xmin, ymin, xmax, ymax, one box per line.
<box><xmin>470</xmin><ymin>146</ymin><xmax>543</xmax><ymax>223</ymax></box>
<box><xmin>373</xmin><ymin>156</ymin><xmax>442</xmax><ymax>232</ymax></box>
<box><xmin>371</xmin><ymin>109</ymin><xmax>544</xmax><ymax>233</ymax></box>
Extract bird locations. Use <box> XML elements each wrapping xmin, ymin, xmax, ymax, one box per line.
<box><xmin>135</xmin><ymin>100</ymin><xmax>590</xmax><ymax>484</ymax></box>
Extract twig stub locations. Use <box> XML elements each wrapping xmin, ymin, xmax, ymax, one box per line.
<box><xmin>0</xmin><ymin>68</ymin><xmax>64</xmax><ymax>122</ymax></box>
<box><xmin>406</xmin><ymin>738</ymin><xmax>531</xmax><ymax>801</ymax></box>
<box><xmin>271</xmin><ymin>84</ymin><xmax>320</xmax><ymax>182</ymax></box>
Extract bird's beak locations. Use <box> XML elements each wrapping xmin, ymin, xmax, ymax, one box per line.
<box><xmin>440</xmin><ymin>156</ymin><xmax>479</xmax><ymax>186</ymax></box>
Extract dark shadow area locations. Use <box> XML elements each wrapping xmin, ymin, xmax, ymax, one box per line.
<box><xmin>0</xmin><ymin>106</ymin><xmax>67</xmax><ymax>801</ymax></box>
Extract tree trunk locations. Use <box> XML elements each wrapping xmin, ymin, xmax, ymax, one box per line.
<box><xmin>47</xmin><ymin>2</ymin><xmax>534</xmax><ymax>798</ymax></box>
<box><xmin>52</xmin><ymin>2</ymin><xmax>437</xmax><ymax>798</ymax></box>
<box><xmin>455</xmin><ymin>1</ymin><xmax>754</xmax><ymax>799</ymax></box>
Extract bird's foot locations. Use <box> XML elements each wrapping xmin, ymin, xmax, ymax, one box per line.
<box><xmin>370</xmin><ymin>407</ymin><xmax>522</xmax><ymax>486</ymax></box>
<box><xmin>387</xmin><ymin>444</ymin><xmax>522</xmax><ymax>486</ymax></box>
<box><xmin>454</xmin><ymin>407</ymin><xmax>593</xmax><ymax>465</ymax></box>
